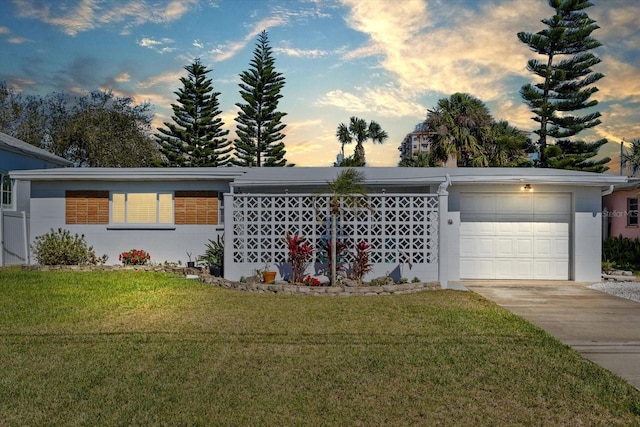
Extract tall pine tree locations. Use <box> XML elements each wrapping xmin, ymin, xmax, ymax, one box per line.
<box><xmin>518</xmin><ymin>0</ymin><xmax>609</xmax><ymax>172</ymax></box>
<box><xmin>233</xmin><ymin>30</ymin><xmax>288</xmax><ymax>167</ymax></box>
<box><xmin>156</xmin><ymin>58</ymin><xmax>231</xmax><ymax>167</ymax></box>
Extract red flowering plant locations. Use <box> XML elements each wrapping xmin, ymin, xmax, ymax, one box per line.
<box><xmin>350</xmin><ymin>240</ymin><xmax>372</xmax><ymax>284</ymax></box>
<box><xmin>285</xmin><ymin>232</ymin><xmax>314</xmax><ymax>283</ymax></box>
<box><xmin>301</xmin><ymin>275</ymin><xmax>322</xmax><ymax>286</ymax></box>
<box><xmin>119</xmin><ymin>249</ymin><xmax>151</xmax><ymax>265</ymax></box>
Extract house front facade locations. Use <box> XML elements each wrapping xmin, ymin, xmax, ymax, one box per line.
<box><xmin>10</xmin><ymin>167</ymin><xmax>624</xmax><ymax>286</ymax></box>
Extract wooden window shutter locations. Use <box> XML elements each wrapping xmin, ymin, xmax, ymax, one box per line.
<box><xmin>65</xmin><ymin>191</ymin><xmax>109</xmax><ymax>224</ymax></box>
<box><xmin>174</xmin><ymin>191</ymin><xmax>218</xmax><ymax>224</ymax></box>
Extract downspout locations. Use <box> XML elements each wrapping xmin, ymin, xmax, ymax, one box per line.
<box><xmin>601</xmin><ymin>185</ymin><xmax>614</xmax><ymax>240</ymax></box>
<box><xmin>437</xmin><ymin>174</ymin><xmax>451</xmax><ymax>288</ymax></box>
<box><xmin>601</xmin><ymin>185</ymin><xmax>614</xmax><ymax>196</ymax></box>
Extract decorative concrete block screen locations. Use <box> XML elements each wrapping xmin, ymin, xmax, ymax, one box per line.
<box><xmin>230</xmin><ymin>193</ymin><xmax>439</xmax><ymax>281</ymax></box>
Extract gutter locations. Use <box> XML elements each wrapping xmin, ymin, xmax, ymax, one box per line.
<box><xmin>602</xmin><ymin>185</ymin><xmax>614</xmax><ymax>196</ymax></box>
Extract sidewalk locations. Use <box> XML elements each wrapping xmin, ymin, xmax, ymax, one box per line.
<box><xmin>458</xmin><ymin>281</ymin><xmax>640</xmax><ymax>390</ymax></box>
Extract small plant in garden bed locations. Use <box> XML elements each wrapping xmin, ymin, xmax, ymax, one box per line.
<box><xmin>301</xmin><ymin>275</ymin><xmax>322</xmax><ymax>286</ymax></box>
<box><xmin>350</xmin><ymin>240</ymin><xmax>372</xmax><ymax>285</ymax></box>
<box><xmin>119</xmin><ymin>249</ymin><xmax>151</xmax><ymax>265</ymax></box>
<box><xmin>285</xmin><ymin>232</ymin><xmax>314</xmax><ymax>283</ymax></box>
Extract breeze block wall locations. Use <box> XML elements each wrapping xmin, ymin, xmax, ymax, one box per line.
<box><xmin>226</xmin><ymin>192</ymin><xmax>439</xmax><ymax>282</ymax></box>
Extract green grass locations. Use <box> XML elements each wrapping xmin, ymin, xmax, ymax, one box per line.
<box><xmin>1</xmin><ymin>267</ymin><xmax>639</xmax><ymax>426</ymax></box>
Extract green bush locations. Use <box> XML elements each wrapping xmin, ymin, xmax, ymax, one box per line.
<box><xmin>602</xmin><ymin>235</ymin><xmax>640</xmax><ymax>271</ymax></box>
<box><xmin>31</xmin><ymin>228</ymin><xmax>107</xmax><ymax>265</ymax></box>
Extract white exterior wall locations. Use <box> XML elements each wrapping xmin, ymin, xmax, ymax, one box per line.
<box><xmin>572</xmin><ymin>186</ymin><xmax>603</xmax><ymax>282</ymax></box>
<box><xmin>29</xmin><ymin>180</ymin><xmax>229</xmax><ymax>266</ymax></box>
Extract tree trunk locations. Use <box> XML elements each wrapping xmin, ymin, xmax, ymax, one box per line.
<box><xmin>331</xmin><ymin>212</ymin><xmax>337</xmax><ymax>286</ymax></box>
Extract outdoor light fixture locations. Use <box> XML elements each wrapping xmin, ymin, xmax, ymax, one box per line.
<box><xmin>523</xmin><ymin>184</ymin><xmax>532</xmax><ymax>191</ymax></box>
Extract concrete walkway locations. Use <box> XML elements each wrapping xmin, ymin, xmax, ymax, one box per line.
<box><xmin>457</xmin><ymin>280</ymin><xmax>640</xmax><ymax>390</ymax></box>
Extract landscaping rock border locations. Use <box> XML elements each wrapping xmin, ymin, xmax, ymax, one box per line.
<box><xmin>22</xmin><ymin>264</ymin><xmax>441</xmax><ymax>296</ymax></box>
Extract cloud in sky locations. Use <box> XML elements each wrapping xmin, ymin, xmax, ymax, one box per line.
<box><xmin>212</xmin><ymin>16</ymin><xmax>286</xmax><ymax>62</ymax></box>
<box><xmin>1</xmin><ymin>0</ymin><xmax>638</xmax><ymax>168</ymax></box>
<box><xmin>137</xmin><ymin>37</ymin><xmax>176</xmax><ymax>54</ymax></box>
<box><xmin>12</xmin><ymin>0</ymin><xmax>198</xmax><ymax>36</ymax></box>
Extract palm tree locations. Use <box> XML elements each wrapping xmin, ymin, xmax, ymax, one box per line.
<box><xmin>398</xmin><ymin>151</ymin><xmax>439</xmax><ymax>167</ymax></box>
<box><xmin>425</xmin><ymin>93</ymin><xmax>492</xmax><ymax>167</ymax></box>
<box><xmin>335</xmin><ymin>117</ymin><xmax>388</xmax><ymax>166</ymax></box>
<box><xmin>486</xmin><ymin>120</ymin><xmax>532</xmax><ymax>167</ymax></box>
<box><xmin>321</xmin><ymin>168</ymin><xmax>371</xmax><ymax>285</ymax></box>
<box><xmin>622</xmin><ymin>139</ymin><xmax>640</xmax><ymax>177</ymax></box>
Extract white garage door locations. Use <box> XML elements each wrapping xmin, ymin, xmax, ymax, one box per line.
<box><xmin>460</xmin><ymin>192</ymin><xmax>570</xmax><ymax>280</ymax></box>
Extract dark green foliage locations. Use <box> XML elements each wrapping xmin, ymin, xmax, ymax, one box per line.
<box><xmin>233</xmin><ymin>31</ymin><xmax>288</xmax><ymax>167</ymax></box>
<box><xmin>518</xmin><ymin>0</ymin><xmax>608</xmax><ymax>171</ymax></box>
<box><xmin>336</xmin><ymin>117</ymin><xmax>388</xmax><ymax>166</ymax></box>
<box><xmin>199</xmin><ymin>236</ymin><xmax>224</xmax><ymax>269</ymax></box>
<box><xmin>602</xmin><ymin>235</ymin><xmax>640</xmax><ymax>270</ymax></box>
<box><xmin>399</xmin><ymin>151</ymin><xmax>441</xmax><ymax>167</ymax></box>
<box><xmin>156</xmin><ymin>59</ymin><xmax>231</xmax><ymax>167</ymax></box>
<box><xmin>49</xmin><ymin>91</ymin><xmax>161</xmax><ymax>167</ymax></box>
<box><xmin>545</xmin><ymin>137</ymin><xmax>609</xmax><ymax>172</ymax></box>
<box><xmin>335</xmin><ymin>154</ymin><xmax>365</xmax><ymax>167</ymax></box>
<box><xmin>622</xmin><ymin>138</ymin><xmax>640</xmax><ymax>177</ymax></box>
<box><xmin>422</xmin><ymin>93</ymin><xmax>531</xmax><ymax>167</ymax></box>
<box><xmin>31</xmin><ymin>228</ymin><xmax>107</xmax><ymax>265</ymax></box>
<box><xmin>0</xmin><ymin>82</ymin><xmax>47</xmax><ymax>148</ymax></box>
<box><xmin>0</xmin><ymin>85</ymin><xmax>160</xmax><ymax>166</ymax></box>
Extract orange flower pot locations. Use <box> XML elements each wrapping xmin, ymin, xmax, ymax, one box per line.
<box><xmin>262</xmin><ymin>271</ymin><xmax>276</xmax><ymax>283</ymax></box>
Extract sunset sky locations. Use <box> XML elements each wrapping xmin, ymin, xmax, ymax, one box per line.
<box><xmin>1</xmin><ymin>0</ymin><xmax>638</xmax><ymax>171</ymax></box>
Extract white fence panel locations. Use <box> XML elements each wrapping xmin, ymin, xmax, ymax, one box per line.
<box><xmin>1</xmin><ymin>211</ymin><xmax>29</xmax><ymax>265</ymax></box>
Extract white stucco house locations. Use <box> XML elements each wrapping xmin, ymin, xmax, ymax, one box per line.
<box><xmin>9</xmin><ymin>166</ymin><xmax>625</xmax><ymax>286</ymax></box>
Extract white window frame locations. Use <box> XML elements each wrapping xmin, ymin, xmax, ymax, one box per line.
<box><xmin>110</xmin><ymin>192</ymin><xmax>174</xmax><ymax>226</ymax></box>
<box><xmin>1</xmin><ymin>173</ymin><xmax>12</xmax><ymax>209</ymax></box>
<box><xmin>628</xmin><ymin>198</ymin><xmax>638</xmax><ymax>227</ymax></box>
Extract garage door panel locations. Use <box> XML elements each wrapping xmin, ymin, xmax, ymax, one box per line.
<box><xmin>460</xmin><ymin>236</ymin><xmax>495</xmax><ymax>257</ymax></box>
<box><xmin>495</xmin><ymin>221</ymin><xmax>533</xmax><ymax>235</ymax></box>
<box><xmin>460</xmin><ymin>192</ymin><xmax>570</xmax><ymax>280</ymax></box>
<box><xmin>461</xmin><ymin>221</ymin><xmax>495</xmax><ymax>235</ymax></box>
<box><xmin>461</xmin><ymin>258</ymin><xmax>494</xmax><ymax>279</ymax></box>
<box><xmin>495</xmin><ymin>237</ymin><xmax>533</xmax><ymax>257</ymax></box>
<box><xmin>534</xmin><ymin>193</ymin><xmax>571</xmax><ymax>215</ymax></box>
<box><xmin>533</xmin><ymin>259</ymin><xmax>568</xmax><ymax>280</ymax></box>
<box><xmin>497</xmin><ymin>193</ymin><xmax>533</xmax><ymax>214</ymax></box>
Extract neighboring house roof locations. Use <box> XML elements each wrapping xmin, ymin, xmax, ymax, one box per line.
<box><xmin>607</xmin><ymin>178</ymin><xmax>640</xmax><ymax>192</ymax></box>
<box><xmin>9</xmin><ymin>166</ymin><xmax>626</xmax><ymax>188</ymax></box>
<box><xmin>0</xmin><ymin>132</ymin><xmax>73</xmax><ymax>167</ymax></box>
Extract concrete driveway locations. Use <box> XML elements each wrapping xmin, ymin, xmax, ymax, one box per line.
<box><xmin>457</xmin><ymin>280</ymin><xmax>640</xmax><ymax>390</ymax></box>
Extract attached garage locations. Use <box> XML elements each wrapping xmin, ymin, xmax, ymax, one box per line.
<box><xmin>459</xmin><ymin>192</ymin><xmax>570</xmax><ymax>280</ymax></box>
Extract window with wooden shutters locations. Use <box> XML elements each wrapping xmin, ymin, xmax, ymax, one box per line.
<box><xmin>65</xmin><ymin>191</ymin><xmax>109</xmax><ymax>224</ymax></box>
<box><xmin>174</xmin><ymin>191</ymin><xmax>219</xmax><ymax>224</ymax></box>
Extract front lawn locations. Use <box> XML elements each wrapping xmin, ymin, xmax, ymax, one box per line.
<box><xmin>0</xmin><ymin>268</ymin><xmax>638</xmax><ymax>426</ymax></box>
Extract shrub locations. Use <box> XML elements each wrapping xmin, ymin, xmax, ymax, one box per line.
<box><xmin>285</xmin><ymin>233</ymin><xmax>314</xmax><ymax>283</ymax></box>
<box><xmin>119</xmin><ymin>249</ymin><xmax>151</xmax><ymax>265</ymax></box>
<box><xmin>350</xmin><ymin>240</ymin><xmax>373</xmax><ymax>284</ymax></box>
<box><xmin>31</xmin><ymin>228</ymin><xmax>107</xmax><ymax>265</ymax></box>
<box><xmin>602</xmin><ymin>235</ymin><xmax>640</xmax><ymax>270</ymax></box>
